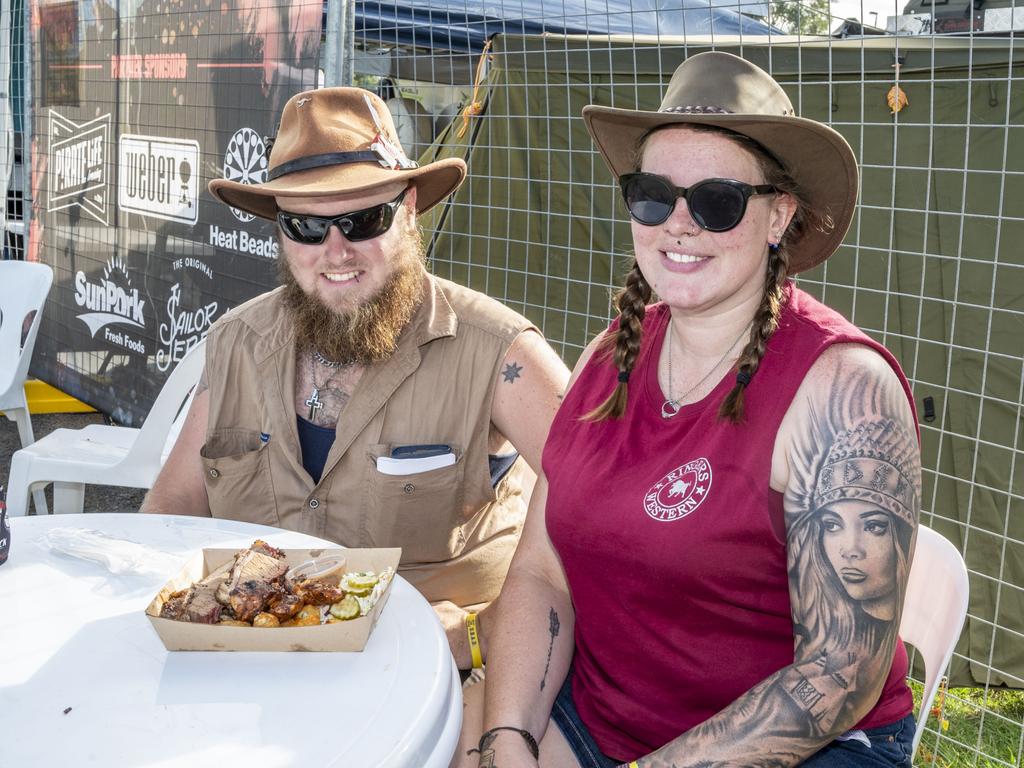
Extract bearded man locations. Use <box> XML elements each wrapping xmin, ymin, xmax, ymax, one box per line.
<box><xmin>143</xmin><ymin>88</ymin><xmax>569</xmax><ymax>670</ymax></box>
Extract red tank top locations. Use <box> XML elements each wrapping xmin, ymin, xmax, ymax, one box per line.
<box><xmin>544</xmin><ymin>284</ymin><xmax>915</xmax><ymax>760</ymax></box>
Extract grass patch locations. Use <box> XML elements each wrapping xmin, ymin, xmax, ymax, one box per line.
<box><xmin>912</xmin><ymin>681</ymin><xmax>1024</xmax><ymax>767</ymax></box>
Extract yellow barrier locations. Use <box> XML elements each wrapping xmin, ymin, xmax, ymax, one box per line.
<box><xmin>20</xmin><ymin>380</ymin><xmax>96</xmax><ymax>414</ymax></box>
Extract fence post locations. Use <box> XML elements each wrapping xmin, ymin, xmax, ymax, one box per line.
<box><xmin>323</xmin><ymin>0</ymin><xmax>355</xmax><ymax>87</ymax></box>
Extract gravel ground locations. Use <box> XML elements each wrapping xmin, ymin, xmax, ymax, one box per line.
<box><xmin>0</xmin><ymin>411</ymin><xmax>147</xmax><ymax>513</ymax></box>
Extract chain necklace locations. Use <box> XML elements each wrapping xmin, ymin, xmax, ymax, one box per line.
<box><xmin>661</xmin><ymin>322</ymin><xmax>751</xmax><ymax>419</ymax></box>
<box><xmin>312</xmin><ymin>350</ymin><xmax>344</xmax><ymax>369</ymax></box>
<box><xmin>305</xmin><ymin>351</ymin><xmax>347</xmax><ymax>420</ymax></box>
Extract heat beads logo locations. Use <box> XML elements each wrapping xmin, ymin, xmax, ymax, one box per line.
<box><xmin>223</xmin><ymin>127</ymin><xmax>268</xmax><ymax>223</ymax></box>
<box><xmin>74</xmin><ymin>256</ymin><xmax>147</xmax><ymax>354</ymax></box>
<box><xmin>48</xmin><ymin>110</ymin><xmax>111</xmax><ymax>224</ymax></box>
<box><xmin>118</xmin><ymin>134</ymin><xmax>200</xmax><ymax>224</ymax></box>
<box><xmin>643</xmin><ymin>457</ymin><xmax>712</xmax><ymax>522</ymax></box>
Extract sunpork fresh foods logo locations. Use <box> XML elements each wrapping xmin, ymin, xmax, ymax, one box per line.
<box><xmin>48</xmin><ymin>110</ymin><xmax>111</xmax><ymax>224</ymax></box>
<box><xmin>223</xmin><ymin>127</ymin><xmax>268</xmax><ymax>223</ymax></box>
<box><xmin>74</xmin><ymin>256</ymin><xmax>148</xmax><ymax>354</ymax></box>
<box><xmin>156</xmin><ymin>257</ymin><xmax>219</xmax><ymax>371</ymax></box>
<box><xmin>118</xmin><ymin>134</ymin><xmax>200</xmax><ymax>225</ymax></box>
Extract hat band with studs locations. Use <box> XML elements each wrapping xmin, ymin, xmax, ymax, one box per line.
<box><xmin>661</xmin><ymin>105</ymin><xmax>733</xmax><ymax>114</ymax></box>
<box><xmin>267</xmin><ymin>151</ymin><xmax>382</xmax><ymax>181</ymax></box>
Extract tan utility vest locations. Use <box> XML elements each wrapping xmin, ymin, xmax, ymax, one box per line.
<box><xmin>200</xmin><ymin>276</ymin><xmax>535</xmax><ymax>607</ymax></box>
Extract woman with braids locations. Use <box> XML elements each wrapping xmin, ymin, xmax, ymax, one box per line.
<box><xmin>455</xmin><ymin>52</ymin><xmax>920</xmax><ymax>768</ymax></box>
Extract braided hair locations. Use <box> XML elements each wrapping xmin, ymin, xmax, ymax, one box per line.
<box><xmin>582</xmin><ymin>262</ymin><xmax>652</xmax><ymax>421</ymax></box>
<box><xmin>585</xmin><ymin>124</ymin><xmax>813</xmax><ymax>424</ymax></box>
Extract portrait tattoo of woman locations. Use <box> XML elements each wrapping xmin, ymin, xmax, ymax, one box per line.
<box><xmin>781</xmin><ymin>359</ymin><xmax>920</xmax><ymax>739</ymax></box>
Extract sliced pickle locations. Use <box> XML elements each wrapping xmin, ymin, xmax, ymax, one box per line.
<box><xmin>341</xmin><ymin>571</ymin><xmax>379</xmax><ymax>596</ymax></box>
<box><xmin>329</xmin><ymin>594</ymin><xmax>360</xmax><ymax>621</ymax></box>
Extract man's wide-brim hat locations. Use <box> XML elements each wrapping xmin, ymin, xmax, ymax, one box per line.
<box><xmin>582</xmin><ymin>51</ymin><xmax>859</xmax><ymax>274</ymax></box>
<box><xmin>209</xmin><ymin>87</ymin><xmax>467</xmax><ymax>220</ymax></box>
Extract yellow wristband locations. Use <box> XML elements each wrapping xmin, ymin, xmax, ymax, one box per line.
<box><xmin>466</xmin><ymin>611</ymin><xmax>483</xmax><ymax>669</ymax></box>
<box><xmin>628</xmin><ymin>762</ymin><xmax>640</xmax><ymax>768</ymax></box>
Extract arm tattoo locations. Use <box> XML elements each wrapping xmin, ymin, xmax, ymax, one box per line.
<box><xmin>502</xmin><ymin>361</ymin><xmax>523</xmax><ymax>383</ymax></box>
<box><xmin>540</xmin><ymin>607</ymin><xmax>561</xmax><ymax>691</ymax></box>
<box><xmin>637</xmin><ymin>361</ymin><xmax>920</xmax><ymax>767</ymax></box>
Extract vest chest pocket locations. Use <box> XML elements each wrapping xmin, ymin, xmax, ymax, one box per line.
<box><xmin>201</xmin><ymin>429</ymin><xmax>278</xmax><ymax>527</ymax></box>
<box><xmin>364</xmin><ymin>444</ymin><xmax>467</xmax><ymax>564</ymax></box>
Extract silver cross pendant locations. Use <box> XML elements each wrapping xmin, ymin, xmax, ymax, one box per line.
<box><xmin>305</xmin><ymin>387</ymin><xmax>323</xmax><ymax>421</ymax></box>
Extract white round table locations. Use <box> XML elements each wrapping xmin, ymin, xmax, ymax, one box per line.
<box><xmin>0</xmin><ymin>514</ymin><xmax>462</xmax><ymax>768</ymax></box>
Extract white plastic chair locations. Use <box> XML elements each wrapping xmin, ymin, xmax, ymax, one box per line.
<box><xmin>0</xmin><ymin>261</ymin><xmax>53</xmax><ymax>513</ymax></box>
<box><xmin>899</xmin><ymin>524</ymin><xmax>970</xmax><ymax>758</ymax></box>
<box><xmin>6</xmin><ymin>338</ymin><xmax>206</xmax><ymax>516</ymax></box>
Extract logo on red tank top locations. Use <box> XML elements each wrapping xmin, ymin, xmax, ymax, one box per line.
<box><xmin>643</xmin><ymin>457</ymin><xmax>712</xmax><ymax>522</ymax></box>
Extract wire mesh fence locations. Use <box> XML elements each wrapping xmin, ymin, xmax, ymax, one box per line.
<box><xmin>353</xmin><ymin>3</ymin><xmax>1024</xmax><ymax>765</ymax></box>
<box><xmin>5</xmin><ymin>0</ymin><xmax>1023</xmax><ymax>764</ymax></box>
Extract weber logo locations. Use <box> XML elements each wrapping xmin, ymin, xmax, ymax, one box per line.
<box><xmin>223</xmin><ymin>127</ymin><xmax>268</xmax><ymax>223</ymax></box>
<box><xmin>48</xmin><ymin>110</ymin><xmax>111</xmax><ymax>225</ymax></box>
<box><xmin>74</xmin><ymin>256</ymin><xmax>147</xmax><ymax>353</ymax></box>
<box><xmin>118</xmin><ymin>134</ymin><xmax>200</xmax><ymax>224</ymax></box>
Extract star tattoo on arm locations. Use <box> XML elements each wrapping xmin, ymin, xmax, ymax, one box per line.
<box><xmin>502</xmin><ymin>361</ymin><xmax>523</xmax><ymax>383</ymax></box>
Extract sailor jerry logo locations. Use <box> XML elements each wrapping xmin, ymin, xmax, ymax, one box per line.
<box><xmin>643</xmin><ymin>457</ymin><xmax>712</xmax><ymax>522</ymax></box>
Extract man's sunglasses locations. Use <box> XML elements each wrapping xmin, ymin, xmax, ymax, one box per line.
<box><xmin>277</xmin><ymin>189</ymin><xmax>407</xmax><ymax>244</ymax></box>
<box><xmin>619</xmin><ymin>173</ymin><xmax>777</xmax><ymax>232</ymax></box>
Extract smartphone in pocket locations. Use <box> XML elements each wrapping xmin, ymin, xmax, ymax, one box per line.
<box><xmin>376</xmin><ymin>444</ymin><xmax>456</xmax><ymax>476</ymax></box>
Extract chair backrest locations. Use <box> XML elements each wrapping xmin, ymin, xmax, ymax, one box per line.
<box><xmin>0</xmin><ymin>261</ymin><xmax>54</xmax><ymax>403</ymax></box>
<box><xmin>899</xmin><ymin>524</ymin><xmax>970</xmax><ymax>758</ymax></box>
<box><xmin>130</xmin><ymin>338</ymin><xmax>207</xmax><ymax>469</ymax></box>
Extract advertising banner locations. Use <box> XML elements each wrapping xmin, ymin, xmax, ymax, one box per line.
<box><xmin>29</xmin><ymin>0</ymin><xmax>322</xmax><ymax>425</ymax></box>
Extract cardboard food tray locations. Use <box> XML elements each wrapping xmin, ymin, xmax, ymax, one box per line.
<box><xmin>145</xmin><ymin>547</ymin><xmax>401</xmax><ymax>652</ymax></box>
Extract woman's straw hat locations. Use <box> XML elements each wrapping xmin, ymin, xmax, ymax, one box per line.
<box><xmin>582</xmin><ymin>51</ymin><xmax>859</xmax><ymax>274</ymax></box>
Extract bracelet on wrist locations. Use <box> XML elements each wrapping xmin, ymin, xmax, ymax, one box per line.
<box><xmin>465</xmin><ymin>611</ymin><xmax>484</xmax><ymax>669</ymax></box>
<box><xmin>466</xmin><ymin>726</ymin><xmax>540</xmax><ymax>759</ymax></box>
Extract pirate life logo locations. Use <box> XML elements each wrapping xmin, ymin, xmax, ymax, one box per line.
<box><xmin>207</xmin><ymin>127</ymin><xmax>277</xmax><ymax>258</ymax></box>
<box><xmin>74</xmin><ymin>256</ymin><xmax>148</xmax><ymax>355</ymax></box>
<box><xmin>117</xmin><ymin>134</ymin><xmax>200</xmax><ymax>225</ymax></box>
<box><xmin>47</xmin><ymin>110</ymin><xmax>111</xmax><ymax>225</ymax></box>
<box><xmin>643</xmin><ymin>457</ymin><xmax>712</xmax><ymax>522</ymax></box>
<box><xmin>156</xmin><ymin>257</ymin><xmax>220</xmax><ymax>372</ymax></box>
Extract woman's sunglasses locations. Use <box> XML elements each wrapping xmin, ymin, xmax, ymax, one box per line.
<box><xmin>277</xmin><ymin>189</ymin><xmax>407</xmax><ymax>245</ymax></box>
<box><xmin>619</xmin><ymin>173</ymin><xmax>777</xmax><ymax>232</ymax></box>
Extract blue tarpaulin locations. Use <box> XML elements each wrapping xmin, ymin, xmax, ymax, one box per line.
<box><xmin>355</xmin><ymin>0</ymin><xmax>778</xmax><ymax>52</ymax></box>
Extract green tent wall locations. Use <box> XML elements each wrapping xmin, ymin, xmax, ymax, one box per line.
<box><xmin>421</xmin><ymin>34</ymin><xmax>1024</xmax><ymax>688</ymax></box>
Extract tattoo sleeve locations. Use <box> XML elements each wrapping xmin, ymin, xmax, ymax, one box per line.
<box><xmin>637</xmin><ymin>359</ymin><xmax>921</xmax><ymax>768</ymax></box>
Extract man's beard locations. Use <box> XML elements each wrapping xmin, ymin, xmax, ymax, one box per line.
<box><xmin>279</xmin><ymin>224</ymin><xmax>426</xmax><ymax>365</ymax></box>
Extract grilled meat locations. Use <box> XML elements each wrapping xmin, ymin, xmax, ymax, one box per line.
<box><xmin>216</xmin><ymin>548</ymin><xmax>289</xmax><ymax>605</ymax></box>
<box><xmin>186</xmin><ymin>581</ymin><xmax>223</xmax><ymax>624</ymax></box>
<box><xmin>251</xmin><ymin>540</ymin><xmax>286</xmax><ymax>560</ymax></box>
<box><xmin>159</xmin><ymin>589</ymin><xmax>191</xmax><ymax>620</ymax></box>
<box><xmin>267</xmin><ymin>593</ymin><xmax>304</xmax><ymax>620</ymax></box>
<box><xmin>158</xmin><ymin>583</ymin><xmax>222</xmax><ymax>624</ymax></box>
<box><xmin>228</xmin><ymin>580</ymin><xmax>280</xmax><ymax>623</ymax></box>
<box><xmin>292</xmin><ymin>579</ymin><xmax>345</xmax><ymax>606</ymax></box>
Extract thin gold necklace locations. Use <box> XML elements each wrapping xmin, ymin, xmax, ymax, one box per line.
<box><xmin>661</xmin><ymin>321</ymin><xmax>751</xmax><ymax>419</ymax></box>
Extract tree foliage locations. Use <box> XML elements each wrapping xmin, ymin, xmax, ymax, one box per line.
<box><xmin>769</xmin><ymin>0</ymin><xmax>831</xmax><ymax>34</ymax></box>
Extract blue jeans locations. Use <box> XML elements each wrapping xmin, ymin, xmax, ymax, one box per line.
<box><xmin>550</xmin><ymin>672</ymin><xmax>915</xmax><ymax>768</ymax></box>
<box><xmin>801</xmin><ymin>715</ymin><xmax>915</xmax><ymax>767</ymax></box>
